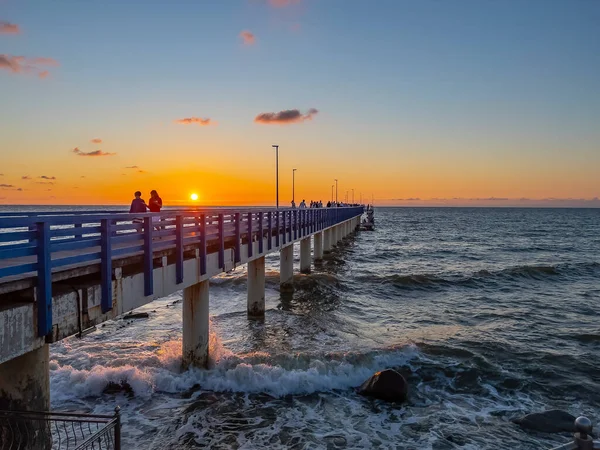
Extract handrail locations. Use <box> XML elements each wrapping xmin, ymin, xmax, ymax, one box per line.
<box><xmin>0</xmin><ymin>206</ymin><xmax>364</xmax><ymax>337</ymax></box>
<box><xmin>549</xmin><ymin>417</ymin><xmax>599</xmax><ymax>450</ymax></box>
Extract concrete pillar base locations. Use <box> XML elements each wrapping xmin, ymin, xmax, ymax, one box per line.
<box><xmin>323</xmin><ymin>228</ymin><xmax>331</xmax><ymax>253</ymax></box>
<box><xmin>300</xmin><ymin>238</ymin><xmax>311</xmax><ymax>273</ymax></box>
<box><xmin>182</xmin><ymin>280</ymin><xmax>210</xmax><ymax>369</ymax></box>
<box><xmin>314</xmin><ymin>231</ymin><xmax>323</xmax><ymax>261</ymax></box>
<box><xmin>247</xmin><ymin>256</ymin><xmax>265</xmax><ymax>319</ymax></box>
<box><xmin>280</xmin><ymin>244</ymin><xmax>294</xmax><ymax>293</ymax></box>
<box><xmin>0</xmin><ymin>344</ymin><xmax>50</xmax><ymax>412</ymax></box>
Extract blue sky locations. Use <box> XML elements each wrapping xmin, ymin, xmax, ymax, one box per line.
<box><xmin>1</xmin><ymin>0</ymin><xmax>599</xmax><ymax>205</ymax></box>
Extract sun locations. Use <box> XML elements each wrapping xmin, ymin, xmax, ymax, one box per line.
<box><xmin>190</xmin><ymin>193</ymin><xmax>199</xmax><ymax>201</ymax></box>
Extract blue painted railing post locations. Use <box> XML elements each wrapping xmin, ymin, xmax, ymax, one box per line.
<box><xmin>294</xmin><ymin>210</ymin><xmax>297</xmax><ymax>240</ymax></box>
<box><xmin>200</xmin><ymin>214</ymin><xmax>207</xmax><ymax>275</ymax></box>
<box><xmin>143</xmin><ymin>216</ymin><xmax>154</xmax><ymax>297</ymax></box>
<box><xmin>234</xmin><ymin>213</ymin><xmax>241</xmax><ymax>263</ymax></box>
<box><xmin>267</xmin><ymin>211</ymin><xmax>272</xmax><ymax>250</ymax></box>
<box><xmin>258</xmin><ymin>212</ymin><xmax>264</xmax><ymax>254</ymax></box>
<box><xmin>282</xmin><ymin>211</ymin><xmax>287</xmax><ymax>245</ymax></box>
<box><xmin>288</xmin><ymin>210</ymin><xmax>292</xmax><ymax>241</ymax></box>
<box><xmin>175</xmin><ymin>215</ymin><xmax>183</xmax><ymax>284</ymax></box>
<box><xmin>218</xmin><ymin>214</ymin><xmax>225</xmax><ymax>269</ymax></box>
<box><xmin>36</xmin><ymin>222</ymin><xmax>52</xmax><ymax>337</ymax></box>
<box><xmin>247</xmin><ymin>212</ymin><xmax>253</xmax><ymax>258</ymax></box>
<box><xmin>100</xmin><ymin>219</ymin><xmax>113</xmax><ymax>313</ymax></box>
<box><xmin>276</xmin><ymin>211</ymin><xmax>280</xmax><ymax>247</ymax></box>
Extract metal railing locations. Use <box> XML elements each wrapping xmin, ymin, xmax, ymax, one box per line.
<box><xmin>0</xmin><ymin>407</ymin><xmax>120</xmax><ymax>450</ymax></box>
<box><xmin>550</xmin><ymin>417</ymin><xmax>599</xmax><ymax>450</ymax></box>
<box><xmin>0</xmin><ymin>206</ymin><xmax>364</xmax><ymax>337</ymax></box>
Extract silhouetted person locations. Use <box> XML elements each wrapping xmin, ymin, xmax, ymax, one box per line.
<box><xmin>149</xmin><ymin>190</ymin><xmax>163</xmax><ymax>230</ymax></box>
<box><xmin>129</xmin><ymin>191</ymin><xmax>147</xmax><ymax>213</ymax></box>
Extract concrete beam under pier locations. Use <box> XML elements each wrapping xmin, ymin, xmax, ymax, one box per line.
<box><xmin>314</xmin><ymin>231</ymin><xmax>323</xmax><ymax>261</ymax></box>
<box><xmin>182</xmin><ymin>280</ymin><xmax>209</xmax><ymax>369</ymax></box>
<box><xmin>280</xmin><ymin>245</ymin><xmax>294</xmax><ymax>292</ymax></box>
<box><xmin>247</xmin><ymin>256</ymin><xmax>265</xmax><ymax>319</ymax></box>
<box><xmin>300</xmin><ymin>238</ymin><xmax>311</xmax><ymax>273</ymax></box>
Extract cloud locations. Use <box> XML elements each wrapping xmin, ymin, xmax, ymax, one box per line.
<box><xmin>39</xmin><ymin>175</ymin><xmax>56</xmax><ymax>180</ymax></box>
<box><xmin>240</xmin><ymin>30</ymin><xmax>256</xmax><ymax>45</ymax></box>
<box><xmin>0</xmin><ymin>54</ymin><xmax>58</xmax><ymax>78</ymax></box>
<box><xmin>91</xmin><ymin>138</ymin><xmax>102</xmax><ymax>144</ymax></box>
<box><xmin>72</xmin><ymin>147</ymin><xmax>116</xmax><ymax>157</ymax></box>
<box><xmin>138</xmin><ymin>170</ymin><xmax>146</xmax><ymax>174</ymax></box>
<box><xmin>0</xmin><ymin>22</ymin><xmax>20</xmax><ymax>34</ymax></box>
<box><xmin>21</xmin><ymin>176</ymin><xmax>31</xmax><ymax>180</ymax></box>
<box><xmin>268</xmin><ymin>0</ymin><xmax>301</xmax><ymax>7</ymax></box>
<box><xmin>36</xmin><ymin>181</ymin><xmax>54</xmax><ymax>185</ymax></box>
<box><xmin>254</xmin><ymin>108</ymin><xmax>318</xmax><ymax>124</ymax></box>
<box><xmin>174</xmin><ymin>117</ymin><xmax>214</xmax><ymax>126</ymax></box>
<box><xmin>17</xmin><ymin>188</ymin><xmax>23</xmax><ymax>191</ymax></box>
<box><xmin>0</xmin><ymin>184</ymin><xmax>15</xmax><ymax>188</ymax></box>
<box><xmin>125</xmin><ymin>166</ymin><xmax>139</xmax><ymax>169</ymax></box>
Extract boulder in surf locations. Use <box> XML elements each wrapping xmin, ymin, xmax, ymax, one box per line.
<box><xmin>357</xmin><ymin>369</ymin><xmax>408</xmax><ymax>403</ymax></box>
<box><xmin>512</xmin><ymin>409</ymin><xmax>576</xmax><ymax>433</ymax></box>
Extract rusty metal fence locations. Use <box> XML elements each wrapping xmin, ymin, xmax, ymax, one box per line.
<box><xmin>0</xmin><ymin>407</ymin><xmax>120</xmax><ymax>450</ymax></box>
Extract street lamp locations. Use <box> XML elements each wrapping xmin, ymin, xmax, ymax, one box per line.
<box><xmin>334</xmin><ymin>179</ymin><xmax>338</xmax><ymax>205</ymax></box>
<box><xmin>352</xmin><ymin>189</ymin><xmax>354</xmax><ymax>204</ymax></box>
<box><xmin>272</xmin><ymin>145</ymin><xmax>279</xmax><ymax>209</ymax></box>
<box><xmin>292</xmin><ymin>168</ymin><xmax>297</xmax><ymax>205</ymax></box>
<box><xmin>331</xmin><ymin>185</ymin><xmax>334</xmax><ymax>203</ymax></box>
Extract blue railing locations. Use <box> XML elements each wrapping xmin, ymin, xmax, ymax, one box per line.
<box><xmin>0</xmin><ymin>207</ymin><xmax>363</xmax><ymax>337</ymax></box>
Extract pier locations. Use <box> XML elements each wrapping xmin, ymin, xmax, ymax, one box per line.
<box><xmin>0</xmin><ymin>206</ymin><xmax>364</xmax><ymax>412</ymax></box>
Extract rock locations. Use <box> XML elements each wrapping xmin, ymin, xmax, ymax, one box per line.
<box><xmin>103</xmin><ymin>381</ymin><xmax>134</xmax><ymax>397</ymax></box>
<box><xmin>357</xmin><ymin>369</ymin><xmax>408</xmax><ymax>403</ymax></box>
<box><xmin>512</xmin><ymin>410</ymin><xmax>576</xmax><ymax>434</ymax></box>
<box><xmin>125</xmin><ymin>312</ymin><xmax>149</xmax><ymax>319</ymax></box>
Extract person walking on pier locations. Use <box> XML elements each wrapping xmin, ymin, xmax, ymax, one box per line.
<box><xmin>299</xmin><ymin>199</ymin><xmax>306</xmax><ymax>209</ymax></box>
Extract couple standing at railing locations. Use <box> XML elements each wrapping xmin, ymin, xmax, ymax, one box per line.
<box><xmin>129</xmin><ymin>190</ymin><xmax>163</xmax><ymax>228</ymax></box>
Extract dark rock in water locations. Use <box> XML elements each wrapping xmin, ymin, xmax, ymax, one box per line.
<box><xmin>180</xmin><ymin>383</ymin><xmax>201</xmax><ymax>399</ymax></box>
<box><xmin>125</xmin><ymin>312</ymin><xmax>149</xmax><ymax>319</ymax></box>
<box><xmin>103</xmin><ymin>381</ymin><xmax>134</xmax><ymax>397</ymax></box>
<box><xmin>512</xmin><ymin>410</ymin><xmax>576</xmax><ymax>433</ymax></box>
<box><xmin>357</xmin><ymin>369</ymin><xmax>408</xmax><ymax>403</ymax></box>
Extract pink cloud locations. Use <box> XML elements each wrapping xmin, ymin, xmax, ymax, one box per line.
<box><xmin>268</xmin><ymin>0</ymin><xmax>300</xmax><ymax>7</ymax></box>
<box><xmin>240</xmin><ymin>30</ymin><xmax>256</xmax><ymax>45</ymax></box>
<box><xmin>91</xmin><ymin>138</ymin><xmax>102</xmax><ymax>144</ymax></box>
<box><xmin>174</xmin><ymin>117</ymin><xmax>214</xmax><ymax>126</ymax></box>
<box><xmin>72</xmin><ymin>147</ymin><xmax>116</xmax><ymax>157</ymax></box>
<box><xmin>0</xmin><ymin>54</ymin><xmax>59</xmax><ymax>78</ymax></box>
<box><xmin>254</xmin><ymin>108</ymin><xmax>318</xmax><ymax>125</ymax></box>
<box><xmin>0</xmin><ymin>22</ymin><xmax>20</xmax><ymax>34</ymax></box>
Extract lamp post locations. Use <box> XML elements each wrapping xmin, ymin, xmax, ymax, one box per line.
<box><xmin>352</xmin><ymin>189</ymin><xmax>354</xmax><ymax>204</ymax></box>
<box><xmin>331</xmin><ymin>185</ymin><xmax>334</xmax><ymax>203</ymax></box>
<box><xmin>292</xmin><ymin>168</ymin><xmax>297</xmax><ymax>204</ymax></box>
<box><xmin>335</xmin><ymin>179</ymin><xmax>338</xmax><ymax>205</ymax></box>
<box><xmin>272</xmin><ymin>145</ymin><xmax>279</xmax><ymax>209</ymax></box>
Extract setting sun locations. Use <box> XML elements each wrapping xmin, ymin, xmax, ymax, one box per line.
<box><xmin>190</xmin><ymin>193</ymin><xmax>199</xmax><ymax>201</ymax></box>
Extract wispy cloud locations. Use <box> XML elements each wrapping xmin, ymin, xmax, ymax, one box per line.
<box><xmin>125</xmin><ymin>166</ymin><xmax>139</xmax><ymax>169</ymax></box>
<box><xmin>0</xmin><ymin>22</ymin><xmax>20</xmax><ymax>34</ymax></box>
<box><xmin>268</xmin><ymin>0</ymin><xmax>301</xmax><ymax>7</ymax></box>
<box><xmin>0</xmin><ymin>184</ymin><xmax>15</xmax><ymax>188</ymax></box>
<box><xmin>39</xmin><ymin>175</ymin><xmax>56</xmax><ymax>180</ymax></box>
<box><xmin>90</xmin><ymin>138</ymin><xmax>102</xmax><ymax>144</ymax></box>
<box><xmin>21</xmin><ymin>176</ymin><xmax>31</xmax><ymax>180</ymax></box>
<box><xmin>0</xmin><ymin>54</ymin><xmax>58</xmax><ymax>78</ymax></box>
<box><xmin>254</xmin><ymin>108</ymin><xmax>318</xmax><ymax>124</ymax></box>
<box><xmin>36</xmin><ymin>181</ymin><xmax>54</xmax><ymax>185</ymax></box>
<box><xmin>174</xmin><ymin>117</ymin><xmax>214</xmax><ymax>126</ymax></box>
<box><xmin>72</xmin><ymin>147</ymin><xmax>116</xmax><ymax>157</ymax></box>
<box><xmin>240</xmin><ymin>30</ymin><xmax>256</xmax><ymax>45</ymax></box>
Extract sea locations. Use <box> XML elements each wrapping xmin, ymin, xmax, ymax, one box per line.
<box><xmin>4</xmin><ymin>206</ymin><xmax>600</xmax><ymax>449</ymax></box>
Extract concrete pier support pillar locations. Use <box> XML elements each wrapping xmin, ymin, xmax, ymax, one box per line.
<box><xmin>323</xmin><ymin>228</ymin><xmax>331</xmax><ymax>253</ymax></box>
<box><xmin>280</xmin><ymin>244</ymin><xmax>294</xmax><ymax>292</ymax></box>
<box><xmin>182</xmin><ymin>280</ymin><xmax>210</xmax><ymax>369</ymax></box>
<box><xmin>314</xmin><ymin>231</ymin><xmax>323</xmax><ymax>261</ymax></box>
<box><xmin>0</xmin><ymin>344</ymin><xmax>50</xmax><ymax>412</ymax></box>
<box><xmin>247</xmin><ymin>256</ymin><xmax>265</xmax><ymax>318</ymax></box>
<box><xmin>300</xmin><ymin>237</ymin><xmax>311</xmax><ymax>273</ymax></box>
